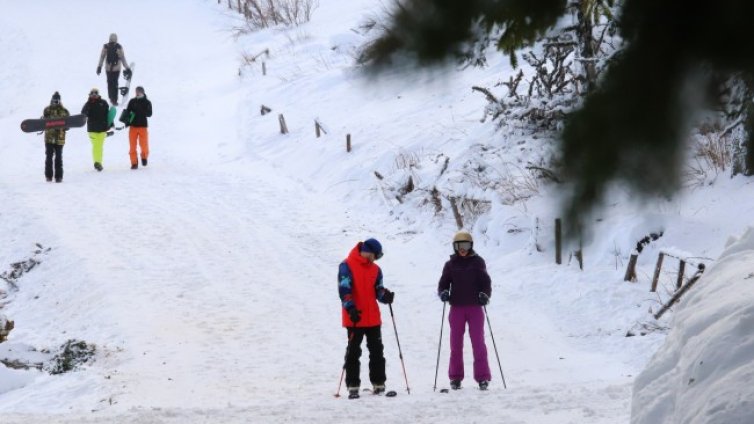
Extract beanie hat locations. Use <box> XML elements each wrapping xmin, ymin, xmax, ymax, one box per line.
<box><xmin>135</xmin><ymin>86</ymin><xmax>145</xmax><ymax>95</ymax></box>
<box><xmin>109</xmin><ymin>33</ymin><xmax>118</xmax><ymax>43</ymax></box>
<box><xmin>50</xmin><ymin>91</ymin><xmax>61</xmax><ymax>105</ymax></box>
<box><xmin>453</xmin><ymin>231</ymin><xmax>473</xmax><ymax>243</ymax></box>
<box><xmin>360</xmin><ymin>238</ymin><xmax>383</xmax><ymax>258</ymax></box>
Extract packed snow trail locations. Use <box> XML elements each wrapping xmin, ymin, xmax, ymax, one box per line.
<box><xmin>0</xmin><ymin>1</ymin><xmax>654</xmax><ymax>423</ymax></box>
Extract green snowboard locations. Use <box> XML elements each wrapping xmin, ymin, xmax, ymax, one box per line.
<box><xmin>107</xmin><ymin>106</ymin><xmax>117</xmax><ymax>127</ymax></box>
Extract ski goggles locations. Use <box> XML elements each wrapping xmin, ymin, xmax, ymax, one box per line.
<box><xmin>453</xmin><ymin>241</ymin><xmax>472</xmax><ymax>251</ymax></box>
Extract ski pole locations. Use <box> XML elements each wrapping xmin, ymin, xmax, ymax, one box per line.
<box><xmin>334</xmin><ymin>327</ymin><xmax>356</xmax><ymax>398</ymax></box>
<box><xmin>433</xmin><ymin>301</ymin><xmax>447</xmax><ymax>392</ymax></box>
<box><xmin>483</xmin><ymin>304</ymin><xmax>507</xmax><ymax>389</ymax></box>
<box><xmin>388</xmin><ymin>303</ymin><xmax>411</xmax><ymax>394</ymax></box>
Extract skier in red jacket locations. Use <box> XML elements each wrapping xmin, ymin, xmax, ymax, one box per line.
<box><xmin>338</xmin><ymin>238</ymin><xmax>394</xmax><ymax>398</ymax></box>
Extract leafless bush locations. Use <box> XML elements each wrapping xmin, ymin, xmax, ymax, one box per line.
<box><xmin>683</xmin><ymin>133</ymin><xmax>733</xmax><ymax>186</ymax></box>
<box><xmin>238</xmin><ymin>0</ymin><xmax>319</xmax><ymax>30</ymax></box>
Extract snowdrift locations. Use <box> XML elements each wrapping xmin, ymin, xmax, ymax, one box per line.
<box><xmin>631</xmin><ymin>227</ymin><xmax>754</xmax><ymax>424</ymax></box>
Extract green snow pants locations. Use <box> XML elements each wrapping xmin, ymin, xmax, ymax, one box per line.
<box><xmin>88</xmin><ymin>132</ymin><xmax>106</xmax><ymax>164</ymax></box>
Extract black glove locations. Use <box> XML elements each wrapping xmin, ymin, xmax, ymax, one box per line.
<box><xmin>96</xmin><ymin>66</ymin><xmax>101</xmax><ymax>75</ymax></box>
<box><xmin>123</xmin><ymin>68</ymin><xmax>132</xmax><ymax>81</ymax></box>
<box><xmin>440</xmin><ymin>290</ymin><xmax>450</xmax><ymax>302</ymax></box>
<box><xmin>382</xmin><ymin>289</ymin><xmax>394</xmax><ymax>304</ymax></box>
<box><xmin>348</xmin><ymin>308</ymin><xmax>361</xmax><ymax>324</ymax></box>
<box><xmin>478</xmin><ymin>292</ymin><xmax>490</xmax><ymax>306</ymax></box>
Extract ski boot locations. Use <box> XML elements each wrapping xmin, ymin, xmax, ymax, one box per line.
<box><xmin>479</xmin><ymin>380</ymin><xmax>489</xmax><ymax>391</ymax></box>
<box><xmin>347</xmin><ymin>387</ymin><xmax>360</xmax><ymax>399</ymax></box>
<box><xmin>450</xmin><ymin>380</ymin><xmax>462</xmax><ymax>390</ymax></box>
<box><xmin>372</xmin><ymin>384</ymin><xmax>386</xmax><ymax>395</ymax></box>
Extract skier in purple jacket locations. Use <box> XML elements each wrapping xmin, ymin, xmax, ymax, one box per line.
<box><xmin>437</xmin><ymin>231</ymin><xmax>492</xmax><ymax>390</ymax></box>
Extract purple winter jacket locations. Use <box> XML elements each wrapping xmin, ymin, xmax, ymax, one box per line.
<box><xmin>437</xmin><ymin>252</ymin><xmax>492</xmax><ymax>306</ymax></box>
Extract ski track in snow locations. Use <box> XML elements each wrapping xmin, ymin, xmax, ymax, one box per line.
<box><xmin>0</xmin><ymin>1</ymin><xmax>667</xmax><ymax>423</ymax></box>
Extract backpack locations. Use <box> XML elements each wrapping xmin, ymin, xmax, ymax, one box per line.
<box><xmin>105</xmin><ymin>42</ymin><xmax>121</xmax><ymax>66</ymax></box>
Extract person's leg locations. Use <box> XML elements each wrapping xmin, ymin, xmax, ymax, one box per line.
<box><xmin>44</xmin><ymin>143</ymin><xmax>54</xmax><ymax>181</ymax></box>
<box><xmin>365</xmin><ymin>326</ymin><xmax>386</xmax><ymax>387</ymax></box>
<box><xmin>138</xmin><ymin>128</ymin><xmax>149</xmax><ymax>164</ymax></box>
<box><xmin>54</xmin><ymin>144</ymin><xmax>63</xmax><ymax>181</ymax></box>
<box><xmin>90</xmin><ymin>132</ymin><xmax>105</xmax><ymax>168</ymax></box>
<box><xmin>448</xmin><ymin>305</ymin><xmax>468</xmax><ymax>382</ymax></box>
<box><xmin>344</xmin><ymin>327</ymin><xmax>365</xmax><ymax>390</ymax></box>
<box><xmin>106</xmin><ymin>70</ymin><xmax>120</xmax><ymax>104</ymax></box>
<box><xmin>129</xmin><ymin>127</ymin><xmax>138</xmax><ymax>166</ymax></box>
<box><xmin>468</xmin><ymin>306</ymin><xmax>491</xmax><ymax>383</ymax></box>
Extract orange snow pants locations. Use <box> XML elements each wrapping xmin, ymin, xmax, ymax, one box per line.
<box><xmin>129</xmin><ymin>127</ymin><xmax>149</xmax><ymax>166</ymax></box>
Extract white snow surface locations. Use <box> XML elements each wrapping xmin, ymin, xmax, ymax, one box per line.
<box><xmin>632</xmin><ymin>228</ymin><xmax>754</xmax><ymax>424</ymax></box>
<box><xmin>0</xmin><ymin>1</ymin><xmax>753</xmax><ymax>423</ymax></box>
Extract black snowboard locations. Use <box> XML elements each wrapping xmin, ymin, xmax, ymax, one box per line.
<box><xmin>20</xmin><ymin>114</ymin><xmax>87</xmax><ymax>133</ymax></box>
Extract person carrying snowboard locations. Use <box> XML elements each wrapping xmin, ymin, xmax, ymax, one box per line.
<box><xmin>437</xmin><ymin>231</ymin><xmax>492</xmax><ymax>391</ymax></box>
<box><xmin>96</xmin><ymin>33</ymin><xmax>131</xmax><ymax>106</ymax></box>
<box><xmin>42</xmin><ymin>92</ymin><xmax>69</xmax><ymax>183</ymax></box>
<box><xmin>338</xmin><ymin>238</ymin><xmax>395</xmax><ymax>398</ymax></box>
<box><xmin>124</xmin><ymin>86</ymin><xmax>152</xmax><ymax>169</ymax></box>
<box><xmin>81</xmin><ymin>88</ymin><xmax>110</xmax><ymax>172</ymax></box>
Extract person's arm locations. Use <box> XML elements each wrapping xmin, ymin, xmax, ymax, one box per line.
<box><xmin>478</xmin><ymin>257</ymin><xmax>491</xmax><ymax>298</ymax></box>
<box><xmin>62</xmin><ymin>107</ymin><xmax>70</xmax><ymax>118</ymax></box>
<box><xmin>145</xmin><ymin>100</ymin><xmax>152</xmax><ymax>117</ymax></box>
<box><xmin>374</xmin><ymin>268</ymin><xmax>393</xmax><ymax>303</ymax></box>
<box><xmin>97</xmin><ymin>45</ymin><xmax>106</xmax><ymax>73</ymax></box>
<box><xmin>81</xmin><ymin>102</ymin><xmax>89</xmax><ymax>115</ymax></box>
<box><xmin>438</xmin><ymin>261</ymin><xmax>452</xmax><ymax>295</ymax></box>
<box><xmin>338</xmin><ymin>262</ymin><xmax>355</xmax><ymax>311</ymax></box>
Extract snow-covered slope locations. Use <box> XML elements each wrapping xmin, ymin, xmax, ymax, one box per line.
<box><xmin>632</xmin><ymin>227</ymin><xmax>754</xmax><ymax>424</ymax></box>
<box><xmin>1</xmin><ymin>1</ymin><xmax>753</xmax><ymax>423</ymax></box>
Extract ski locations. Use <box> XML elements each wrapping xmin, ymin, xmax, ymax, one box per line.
<box><xmin>362</xmin><ymin>388</ymin><xmax>398</xmax><ymax>397</ymax></box>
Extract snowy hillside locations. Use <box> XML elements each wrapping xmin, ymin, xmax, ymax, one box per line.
<box><xmin>1</xmin><ymin>1</ymin><xmax>754</xmax><ymax>423</ymax></box>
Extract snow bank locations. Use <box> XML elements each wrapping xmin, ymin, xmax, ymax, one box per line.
<box><xmin>631</xmin><ymin>227</ymin><xmax>754</xmax><ymax>424</ymax></box>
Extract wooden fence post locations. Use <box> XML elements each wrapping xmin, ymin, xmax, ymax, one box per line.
<box><xmin>650</xmin><ymin>252</ymin><xmax>665</xmax><ymax>292</ymax></box>
<box><xmin>676</xmin><ymin>260</ymin><xmax>686</xmax><ymax>290</ymax></box>
<box><xmin>449</xmin><ymin>197</ymin><xmax>464</xmax><ymax>230</ymax></box>
<box><xmin>262</xmin><ymin>62</ymin><xmax>267</xmax><ymax>76</ymax></box>
<box><xmin>315</xmin><ymin>121</ymin><xmax>327</xmax><ymax>138</ymax></box>
<box><xmin>555</xmin><ymin>218</ymin><xmax>562</xmax><ymax>265</ymax></box>
<box><xmin>624</xmin><ymin>253</ymin><xmax>638</xmax><ymax>282</ymax></box>
<box><xmin>237</xmin><ymin>0</ymin><xmax>241</xmax><ymax>13</ymax></box>
<box><xmin>576</xmin><ymin>237</ymin><xmax>583</xmax><ymax>270</ymax></box>
<box><xmin>260</xmin><ymin>105</ymin><xmax>271</xmax><ymax>115</ymax></box>
<box><xmin>346</xmin><ymin>134</ymin><xmax>352</xmax><ymax>152</ymax></box>
<box><xmin>278</xmin><ymin>114</ymin><xmax>288</xmax><ymax>134</ymax></box>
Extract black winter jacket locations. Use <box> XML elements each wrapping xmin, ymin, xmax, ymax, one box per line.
<box><xmin>81</xmin><ymin>98</ymin><xmax>110</xmax><ymax>132</ymax></box>
<box><xmin>125</xmin><ymin>96</ymin><xmax>152</xmax><ymax>127</ymax></box>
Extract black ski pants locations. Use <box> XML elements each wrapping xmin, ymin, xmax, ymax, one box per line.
<box><xmin>106</xmin><ymin>70</ymin><xmax>120</xmax><ymax>103</ymax></box>
<box><xmin>344</xmin><ymin>326</ymin><xmax>386</xmax><ymax>388</ymax></box>
<box><xmin>45</xmin><ymin>143</ymin><xmax>63</xmax><ymax>181</ymax></box>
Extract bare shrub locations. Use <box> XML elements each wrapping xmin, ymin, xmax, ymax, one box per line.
<box><xmin>240</xmin><ymin>0</ymin><xmax>319</xmax><ymax>30</ymax></box>
<box><xmin>684</xmin><ymin>133</ymin><xmax>732</xmax><ymax>186</ymax></box>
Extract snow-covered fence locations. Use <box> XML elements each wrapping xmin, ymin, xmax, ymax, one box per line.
<box><xmin>315</xmin><ymin>120</ymin><xmax>327</xmax><ymax>138</ymax></box>
<box><xmin>278</xmin><ymin>114</ymin><xmax>289</xmax><ymax>134</ymax></box>
<box><xmin>624</xmin><ymin>232</ymin><xmax>663</xmax><ymax>282</ymax></box>
<box><xmin>260</xmin><ymin>105</ymin><xmax>272</xmax><ymax>115</ymax></box>
<box><xmin>653</xmin><ymin>263</ymin><xmax>706</xmax><ymax>320</ymax></box>
<box><xmin>650</xmin><ymin>250</ymin><xmax>708</xmax><ymax>294</ymax></box>
<box><xmin>553</xmin><ymin>218</ymin><xmax>583</xmax><ymax>270</ymax></box>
